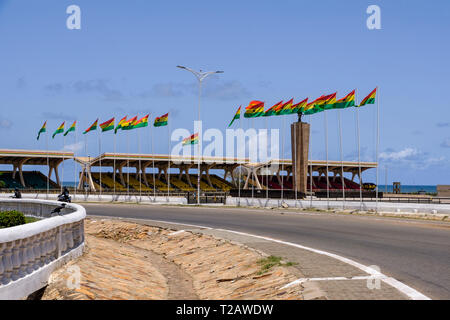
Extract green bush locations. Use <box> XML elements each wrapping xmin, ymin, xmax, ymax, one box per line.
<box><xmin>0</xmin><ymin>210</ymin><xmax>26</xmax><ymax>228</ymax></box>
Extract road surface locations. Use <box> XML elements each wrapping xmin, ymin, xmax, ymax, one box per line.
<box><xmin>82</xmin><ymin>203</ymin><xmax>450</xmax><ymax>299</ymax></box>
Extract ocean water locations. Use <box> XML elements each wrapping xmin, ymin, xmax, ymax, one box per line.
<box><xmin>377</xmin><ymin>185</ymin><xmax>436</xmax><ymax>194</ymax></box>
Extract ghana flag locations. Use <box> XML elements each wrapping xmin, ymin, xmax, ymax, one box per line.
<box><xmin>37</xmin><ymin>121</ymin><xmax>47</xmax><ymax>140</ymax></box>
<box><xmin>263</xmin><ymin>101</ymin><xmax>283</xmax><ymax>117</ymax></box>
<box><xmin>133</xmin><ymin>114</ymin><xmax>149</xmax><ymax>129</ymax></box>
<box><xmin>334</xmin><ymin>90</ymin><xmax>356</xmax><ymax>109</ymax></box>
<box><xmin>182</xmin><ymin>133</ymin><xmax>199</xmax><ymax>146</ymax></box>
<box><xmin>64</xmin><ymin>121</ymin><xmax>76</xmax><ymax>136</ymax></box>
<box><xmin>291</xmin><ymin>98</ymin><xmax>308</xmax><ymax>114</ymax></box>
<box><xmin>244</xmin><ymin>100</ymin><xmax>265</xmax><ymax>118</ymax></box>
<box><xmin>122</xmin><ymin>116</ymin><xmax>138</xmax><ymax>130</ymax></box>
<box><xmin>228</xmin><ymin>106</ymin><xmax>241</xmax><ymax>127</ymax></box>
<box><xmin>115</xmin><ymin>116</ymin><xmax>127</xmax><ymax>134</ymax></box>
<box><xmin>303</xmin><ymin>95</ymin><xmax>329</xmax><ymax>115</ymax></box>
<box><xmin>321</xmin><ymin>92</ymin><xmax>337</xmax><ymax>110</ymax></box>
<box><xmin>279</xmin><ymin>98</ymin><xmax>294</xmax><ymax>115</ymax></box>
<box><xmin>358</xmin><ymin>88</ymin><xmax>377</xmax><ymax>107</ymax></box>
<box><xmin>52</xmin><ymin>122</ymin><xmax>65</xmax><ymax>139</ymax></box>
<box><xmin>100</xmin><ymin>118</ymin><xmax>115</xmax><ymax>132</ymax></box>
<box><xmin>83</xmin><ymin>119</ymin><xmax>98</xmax><ymax>134</ymax></box>
<box><xmin>154</xmin><ymin>113</ymin><xmax>168</xmax><ymax>127</ymax></box>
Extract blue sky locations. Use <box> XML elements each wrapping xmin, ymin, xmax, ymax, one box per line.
<box><xmin>0</xmin><ymin>0</ymin><xmax>449</xmax><ymax>185</ymax></box>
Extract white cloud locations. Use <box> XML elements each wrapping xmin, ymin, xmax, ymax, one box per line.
<box><xmin>63</xmin><ymin>141</ymin><xmax>85</xmax><ymax>153</ymax></box>
<box><xmin>379</xmin><ymin>147</ymin><xmax>420</xmax><ymax>161</ymax></box>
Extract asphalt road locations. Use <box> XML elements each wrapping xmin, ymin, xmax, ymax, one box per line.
<box><xmin>82</xmin><ymin>203</ymin><xmax>450</xmax><ymax>300</ymax></box>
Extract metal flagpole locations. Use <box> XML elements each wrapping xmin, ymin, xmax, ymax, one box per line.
<box><xmin>294</xmin><ymin>116</ymin><xmax>297</xmax><ymax>204</ymax></box>
<box><xmin>138</xmin><ymin>127</ymin><xmax>142</xmax><ymax>202</ymax></box>
<box><xmin>113</xmin><ymin>132</ymin><xmax>116</xmax><ymax>200</ymax></box>
<box><xmin>84</xmin><ymin>133</ymin><xmax>88</xmax><ymax>197</ymax></box>
<box><xmin>238</xmin><ymin>109</ymin><xmax>242</xmax><ymax>207</ymax></box>
<box><xmin>151</xmin><ymin>123</ymin><xmax>156</xmax><ymax>202</ymax></box>
<box><xmin>168</xmin><ymin>120</ymin><xmax>171</xmax><ymax>200</ymax></box>
<box><xmin>324</xmin><ymin>111</ymin><xmax>329</xmax><ymax>210</ymax></box>
<box><xmin>338</xmin><ymin>110</ymin><xmax>345</xmax><ymax>210</ymax></box>
<box><xmin>62</xmin><ymin>135</ymin><xmax>65</xmax><ymax>194</ymax></box>
<box><xmin>376</xmin><ymin>86</ymin><xmax>380</xmax><ymax>212</ymax></box>
<box><xmin>74</xmin><ymin>126</ymin><xmax>77</xmax><ymax>201</ymax></box>
<box><xmin>127</xmin><ymin>130</ymin><xmax>130</xmax><ymax>199</ymax></box>
<box><xmin>309</xmin><ymin>115</ymin><xmax>313</xmax><ymax>209</ymax></box>
<box><xmin>46</xmin><ymin>132</ymin><xmax>49</xmax><ymax>199</ymax></box>
<box><xmin>266</xmin><ymin>117</ymin><xmax>269</xmax><ymax>201</ymax></box>
<box><xmin>281</xmin><ymin>116</ymin><xmax>285</xmax><ymax>205</ymax></box>
<box><xmin>99</xmin><ymin>127</ymin><xmax>102</xmax><ymax>198</ymax></box>
<box><xmin>356</xmin><ymin>90</ymin><xmax>363</xmax><ymax>210</ymax></box>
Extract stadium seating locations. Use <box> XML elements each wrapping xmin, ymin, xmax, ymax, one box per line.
<box><xmin>209</xmin><ymin>174</ymin><xmax>233</xmax><ymax>191</ymax></box>
<box><xmin>188</xmin><ymin>174</ymin><xmax>216</xmax><ymax>192</ymax></box>
<box><xmin>101</xmin><ymin>173</ymin><xmax>127</xmax><ymax>191</ymax></box>
<box><xmin>0</xmin><ymin>171</ymin><xmax>59</xmax><ymax>190</ymax></box>
<box><xmin>145</xmin><ymin>174</ymin><xmax>176</xmax><ymax>192</ymax></box>
<box><xmin>126</xmin><ymin>175</ymin><xmax>153</xmax><ymax>192</ymax></box>
<box><xmin>169</xmin><ymin>176</ymin><xmax>196</xmax><ymax>191</ymax></box>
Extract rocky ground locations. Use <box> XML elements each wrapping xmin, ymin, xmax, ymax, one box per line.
<box><xmin>41</xmin><ymin>218</ymin><xmax>304</xmax><ymax>300</ymax></box>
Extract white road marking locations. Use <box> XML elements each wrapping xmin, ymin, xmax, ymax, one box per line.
<box><xmin>281</xmin><ymin>275</ymin><xmax>387</xmax><ymax>289</ymax></box>
<box><xmin>168</xmin><ymin>230</ymin><xmax>185</xmax><ymax>236</ymax></box>
<box><xmin>88</xmin><ymin>215</ymin><xmax>431</xmax><ymax>300</ymax></box>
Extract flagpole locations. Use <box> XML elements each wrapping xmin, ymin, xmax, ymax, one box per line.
<box><xmin>84</xmin><ymin>132</ymin><xmax>88</xmax><ymax>197</ymax></box>
<box><xmin>127</xmin><ymin>130</ymin><xmax>130</xmax><ymax>200</ymax></box>
<box><xmin>99</xmin><ymin>126</ymin><xmax>102</xmax><ymax>199</ymax></box>
<box><xmin>324</xmin><ymin>111</ymin><xmax>329</xmax><ymax>209</ymax></box>
<box><xmin>309</xmin><ymin>114</ymin><xmax>313</xmax><ymax>209</ymax></box>
<box><xmin>138</xmin><ymin>127</ymin><xmax>142</xmax><ymax>202</ymax></box>
<box><xmin>281</xmin><ymin>116</ymin><xmax>285</xmax><ymax>205</ymax></box>
<box><xmin>74</xmin><ymin>125</ymin><xmax>77</xmax><ymax>201</ymax></box>
<box><xmin>338</xmin><ymin>110</ymin><xmax>345</xmax><ymax>210</ymax></box>
<box><xmin>376</xmin><ymin>86</ymin><xmax>380</xmax><ymax>212</ymax></box>
<box><xmin>113</xmin><ymin>131</ymin><xmax>116</xmax><ymax>199</ymax></box>
<box><xmin>62</xmin><ymin>135</ymin><xmax>65</xmax><ymax>194</ymax></box>
<box><xmin>238</xmin><ymin>111</ymin><xmax>242</xmax><ymax>207</ymax></box>
<box><xmin>266</xmin><ymin>117</ymin><xmax>269</xmax><ymax>202</ymax></box>
<box><xmin>168</xmin><ymin>120</ymin><xmax>171</xmax><ymax>200</ymax></box>
<box><xmin>151</xmin><ymin>123</ymin><xmax>156</xmax><ymax>202</ymax></box>
<box><xmin>356</xmin><ymin>90</ymin><xmax>363</xmax><ymax>210</ymax></box>
<box><xmin>46</xmin><ymin>131</ymin><xmax>49</xmax><ymax>199</ymax></box>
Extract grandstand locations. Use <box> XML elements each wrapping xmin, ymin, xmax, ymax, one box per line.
<box><xmin>0</xmin><ymin>149</ymin><xmax>73</xmax><ymax>189</ymax></box>
<box><xmin>0</xmin><ymin>149</ymin><xmax>377</xmax><ymax>196</ymax></box>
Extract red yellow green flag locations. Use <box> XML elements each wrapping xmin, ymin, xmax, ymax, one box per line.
<box><xmin>334</xmin><ymin>90</ymin><xmax>356</xmax><ymax>109</ymax></box>
<box><xmin>115</xmin><ymin>116</ymin><xmax>127</xmax><ymax>134</ymax></box>
<box><xmin>100</xmin><ymin>118</ymin><xmax>115</xmax><ymax>132</ymax></box>
<box><xmin>279</xmin><ymin>98</ymin><xmax>294</xmax><ymax>115</ymax></box>
<box><xmin>83</xmin><ymin>119</ymin><xmax>98</xmax><ymax>135</ymax></box>
<box><xmin>64</xmin><ymin>121</ymin><xmax>76</xmax><ymax>136</ymax></box>
<box><xmin>321</xmin><ymin>92</ymin><xmax>337</xmax><ymax>110</ymax></box>
<box><xmin>52</xmin><ymin>122</ymin><xmax>65</xmax><ymax>139</ymax></box>
<box><xmin>121</xmin><ymin>116</ymin><xmax>138</xmax><ymax>130</ymax></box>
<box><xmin>154</xmin><ymin>113</ymin><xmax>169</xmax><ymax>127</ymax></box>
<box><xmin>244</xmin><ymin>101</ymin><xmax>265</xmax><ymax>118</ymax></box>
<box><xmin>37</xmin><ymin>121</ymin><xmax>47</xmax><ymax>140</ymax></box>
<box><xmin>263</xmin><ymin>101</ymin><xmax>283</xmax><ymax>117</ymax></box>
<box><xmin>133</xmin><ymin>114</ymin><xmax>149</xmax><ymax>129</ymax></box>
<box><xmin>228</xmin><ymin>106</ymin><xmax>241</xmax><ymax>127</ymax></box>
<box><xmin>358</xmin><ymin>88</ymin><xmax>377</xmax><ymax>107</ymax></box>
<box><xmin>291</xmin><ymin>98</ymin><xmax>308</xmax><ymax>114</ymax></box>
<box><xmin>182</xmin><ymin>133</ymin><xmax>199</xmax><ymax>146</ymax></box>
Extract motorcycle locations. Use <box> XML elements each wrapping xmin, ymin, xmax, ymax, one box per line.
<box><xmin>57</xmin><ymin>194</ymin><xmax>72</xmax><ymax>203</ymax></box>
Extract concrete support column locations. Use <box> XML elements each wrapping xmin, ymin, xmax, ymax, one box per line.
<box><xmin>291</xmin><ymin>122</ymin><xmax>310</xmax><ymax>194</ymax></box>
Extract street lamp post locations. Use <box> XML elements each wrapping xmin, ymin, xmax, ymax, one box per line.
<box><xmin>177</xmin><ymin>65</ymin><xmax>224</xmax><ymax>205</ymax></box>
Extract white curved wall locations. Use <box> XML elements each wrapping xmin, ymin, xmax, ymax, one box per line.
<box><xmin>0</xmin><ymin>199</ymin><xmax>86</xmax><ymax>300</ymax></box>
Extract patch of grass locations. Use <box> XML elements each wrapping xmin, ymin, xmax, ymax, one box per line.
<box><xmin>25</xmin><ymin>216</ymin><xmax>40</xmax><ymax>224</ymax></box>
<box><xmin>256</xmin><ymin>255</ymin><xmax>297</xmax><ymax>275</ymax></box>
